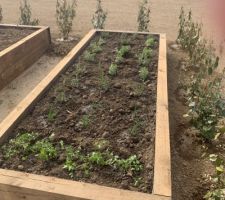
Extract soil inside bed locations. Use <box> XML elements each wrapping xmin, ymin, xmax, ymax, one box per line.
<box><xmin>0</xmin><ymin>27</ymin><xmax>35</xmax><ymax>52</ymax></box>
<box><xmin>0</xmin><ymin>32</ymin><xmax>159</xmax><ymax>193</ymax></box>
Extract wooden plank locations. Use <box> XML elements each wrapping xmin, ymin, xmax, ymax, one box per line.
<box><xmin>0</xmin><ymin>169</ymin><xmax>170</xmax><ymax>200</ymax></box>
<box><xmin>0</xmin><ymin>29</ymin><xmax>96</xmax><ymax>145</ymax></box>
<box><xmin>153</xmin><ymin>34</ymin><xmax>171</xmax><ymax>197</ymax></box>
<box><xmin>0</xmin><ymin>26</ymin><xmax>50</xmax><ymax>90</ymax></box>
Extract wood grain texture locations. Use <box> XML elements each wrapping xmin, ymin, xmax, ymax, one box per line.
<box><xmin>0</xmin><ymin>25</ymin><xmax>51</xmax><ymax>90</ymax></box>
<box><xmin>153</xmin><ymin>34</ymin><xmax>171</xmax><ymax>197</ymax></box>
<box><xmin>0</xmin><ymin>169</ymin><xmax>170</xmax><ymax>200</ymax></box>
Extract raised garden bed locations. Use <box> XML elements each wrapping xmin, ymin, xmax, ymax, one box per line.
<box><xmin>0</xmin><ymin>24</ymin><xmax>51</xmax><ymax>90</ymax></box>
<box><xmin>0</xmin><ymin>30</ymin><xmax>170</xmax><ymax>200</ymax></box>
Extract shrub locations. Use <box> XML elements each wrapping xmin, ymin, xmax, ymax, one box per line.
<box><xmin>92</xmin><ymin>0</ymin><xmax>107</xmax><ymax>29</ymax></box>
<box><xmin>108</xmin><ymin>63</ymin><xmax>118</xmax><ymax>76</ymax></box>
<box><xmin>56</xmin><ymin>0</ymin><xmax>76</xmax><ymax>40</ymax></box>
<box><xmin>19</xmin><ymin>0</ymin><xmax>39</xmax><ymax>25</ymax></box>
<box><xmin>139</xmin><ymin>67</ymin><xmax>149</xmax><ymax>81</ymax></box>
<box><xmin>137</xmin><ymin>0</ymin><xmax>150</xmax><ymax>32</ymax></box>
<box><xmin>0</xmin><ymin>5</ymin><xmax>3</xmax><ymax>23</ymax></box>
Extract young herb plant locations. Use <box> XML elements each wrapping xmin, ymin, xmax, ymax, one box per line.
<box><xmin>138</xmin><ymin>47</ymin><xmax>152</xmax><ymax>67</ymax></box>
<box><xmin>32</xmin><ymin>139</ymin><xmax>57</xmax><ymax>161</ymax></box>
<box><xmin>115</xmin><ymin>45</ymin><xmax>131</xmax><ymax>64</ymax></box>
<box><xmin>19</xmin><ymin>0</ymin><xmax>39</xmax><ymax>25</ymax></box>
<box><xmin>139</xmin><ymin>67</ymin><xmax>149</xmax><ymax>81</ymax></box>
<box><xmin>80</xmin><ymin>115</ymin><xmax>91</xmax><ymax>129</ymax></box>
<box><xmin>63</xmin><ymin>145</ymin><xmax>76</xmax><ymax>178</ymax></box>
<box><xmin>83</xmin><ymin>50</ymin><xmax>96</xmax><ymax>62</ymax></box>
<box><xmin>92</xmin><ymin>0</ymin><xmax>107</xmax><ymax>29</ymax></box>
<box><xmin>56</xmin><ymin>0</ymin><xmax>76</xmax><ymax>40</ymax></box>
<box><xmin>98</xmin><ymin>66</ymin><xmax>110</xmax><ymax>91</ymax></box>
<box><xmin>108</xmin><ymin>63</ymin><xmax>118</xmax><ymax>76</ymax></box>
<box><xmin>47</xmin><ymin>107</ymin><xmax>57</xmax><ymax>122</ymax></box>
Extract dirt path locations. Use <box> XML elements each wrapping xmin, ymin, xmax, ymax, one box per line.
<box><xmin>1</xmin><ymin>0</ymin><xmax>207</xmax><ymax>40</ymax></box>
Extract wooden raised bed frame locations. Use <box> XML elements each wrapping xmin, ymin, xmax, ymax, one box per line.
<box><xmin>0</xmin><ymin>24</ymin><xmax>51</xmax><ymax>90</ymax></box>
<box><xmin>0</xmin><ymin>29</ymin><xmax>171</xmax><ymax>200</ymax></box>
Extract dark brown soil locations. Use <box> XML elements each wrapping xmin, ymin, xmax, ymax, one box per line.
<box><xmin>0</xmin><ymin>32</ymin><xmax>159</xmax><ymax>193</ymax></box>
<box><xmin>0</xmin><ymin>27</ymin><xmax>35</xmax><ymax>51</ymax></box>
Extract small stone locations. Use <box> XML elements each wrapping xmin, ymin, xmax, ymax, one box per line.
<box><xmin>102</xmin><ymin>131</ymin><xmax>110</xmax><ymax>138</ymax></box>
<box><xmin>170</xmin><ymin>43</ymin><xmax>180</xmax><ymax>50</ymax></box>
<box><xmin>18</xmin><ymin>165</ymin><xmax>24</xmax><ymax>170</ymax></box>
<box><xmin>114</xmin><ymin>82</ymin><xmax>122</xmax><ymax>89</ymax></box>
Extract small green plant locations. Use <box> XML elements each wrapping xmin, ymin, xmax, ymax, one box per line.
<box><xmin>71</xmin><ymin>62</ymin><xmax>85</xmax><ymax>87</ymax></box>
<box><xmin>120</xmin><ymin>33</ymin><xmax>131</xmax><ymax>45</ymax></box>
<box><xmin>129</xmin><ymin>118</ymin><xmax>143</xmax><ymax>136</ymax></box>
<box><xmin>56</xmin><ymin>0</ymin><xmax>76</xmax><ymax>40</ymax></box>
<box><xmin>137</xmin><ymin>0</ymin><xmax>150</xmax><ymax>32</ymax></box>
<box><xmin>138</xmin><ymin>47</ymin><xmax>152</xmax><ymax>67</ymax></box>
<box><xmin>99</xmin><ymin>67</ymin><xmax>110</xmax><ymax>91</ymax></box>
<box><xmin>0</xmin><ymin>5</ymin><xmax>3</xmax><ymax>23</ymax></box>
<box><xmin>1</xmin><ymin>132</ymin><xmax>37</xmax><ymax>159</ymax></box>
<box><xmin>32</xmin><ymin>139</ymin><xmax>57</xmax><ymax>161</ymax></box>
<box><xmin>139</xmin><ymin>67</ymin><xmax>149</xmax><ymax>81</ymax></box>
<box><xmin>115</xmin><ymin>45</ymin><xmax>131</xmax><ymax>64</ymax></box>
<box><xmin>47</xmin><ymin>107</ymin><xmax>57</xmax><ymax>122</ymax></box>
<box><xmin>133</xmin><ymin>83</ymin><xmax>146</xmax><ymax>96</ymax></box>
<box><xmin>204</xmin><ymin>154</ymin><xmax>225</xmax><ymax>200</ymax></box>
<box><xmin>108</xmin><ymin>63</ymin><xmax>118</xmax><ymax>76</ymax></box>
<box><xmin>88</xmin><ymin>152</ymin><xmax>106</xmax><ymax>166</ymax></box>
<box><xmin>145</xmin><ymin>36</ymin><xmax>155</xmax><ymax>47</ymax></box>
<box><xmin>56</xmin><ymin>91</ymin><xmax>66</xmax><ymax>102</ymax></box>
<box><xmin>90</xmin><ymin>42</ymin><xmax>102</xmax><ymax>54</ymax></box>
<box><xmin>80</xmin><ymin>115</ymin><xmax>91</xmax><ymax>128</ymax></box>
<box><xmin>92</xmin><ymin>0</ymin><xmax>107</xmax><ymax>29</ymax></box>
<box><xmin>63</xmin><ymin>146</ymin><xmax>76</xmax><ymax>177</ymax></box>
<box><xmin>84</xmin><ymin>50</ymin><xmax>96</xmax><ymax>62</ymax></box>
<box><xmin>19</xmin><ymin>0</ymin><xmax>39</xmax><ymax>25</ymax></box>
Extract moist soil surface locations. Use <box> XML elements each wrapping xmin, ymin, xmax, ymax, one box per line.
<box><xmin>0</xmin><ymin>32</ymin><xmax>159</xmax><ymax>193</ymax></box>
<box><xmin>0</xmin><ymin>27</ymin><xmax>35</xmax><ymax>51</ymax></box>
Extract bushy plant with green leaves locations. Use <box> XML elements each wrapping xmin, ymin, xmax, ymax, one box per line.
<box><xmin>204</xmin><ymin>154</ymin><xmax>225</xmax><ymax>200</ymax></box>
<box><xmin>137</xmin><ymin>0</ymin><xmax>150</xmax><ymax>32</ymax></box>
<box><xmin>138</xmin><ymin>47</ymin><xmax>152</xmax><ymax>67</ymax></box>
<box><xmin>145</xmin><ymin>36</ymin><xmax>155</xmax><ymax>47</ymax></box>
<box><xmin>92</xmin><ymin>0</ymin><xmax>107</xmax><ymax>29</ymax></box>
<box><xmin>1</xmin><ymin>132</ymin><xmax>37</xmax><ymax>159</ymax></box>
<box><xmin>108</xmin><ymin>63</ymin><xmax>118</xmax><ymax>76</ymax></box>
<box><xmin>139</xmin><ymin>67</ymin><xmax>149</xmax><ymax>81</ymax></box>
<box><xmin>84</xmin><ymin>50</ymin><xmax>96</xmax><ymax>62</ymax></box>
<box><xmin>32</xmin><ymin>139</ymin><xmax>57</xmax><ymax>161</ymax></box>
<box><xmin>19</xmin><ymin>0</ymin><xmax>39</xmax><ymax>25</ymax></box>
<box><xmin>115</xmin><ymin>45</ymin><xmax>131</xmax><ymax>64</ymax></box>
<box><xmin>56</xmin><ymin>0</ymin><xmax>76</xmax><ymax>40</ymax></box>
<box><xmin>63</xmin><ymin>146</ymin><xmax>76</xmax><ymax>177</ymax></box>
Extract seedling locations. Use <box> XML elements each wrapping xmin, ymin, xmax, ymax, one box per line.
<box><xmin>88</xmin><ymin>152</ymin><xmax>106</xmax><ymax>166</ymax></box>
<box><xmin>137</xmin><ymin>0</ymin><xmax>150</xmax><ymax>32</ymax></box>
<box><xmin>19</xmin><ymin>0</ymin><xmax>39</xmax><ymax>25</ymax></box>
<box><xmin>32</xmin><ymin>139</ymin><xmax>57</xmax><ymax>161</ymax></box>
<box><xmin>0</xmin><ymin>5</ymin><xmax>3</xmax><ymax>23</ymax></box>
<box><xmin>133</xmin><ymin>83</ymin><xmax>146</xmax><ymax>96</ymax></box>
<box><xmin>56</xmin><ymin>91</ymin><xmax>66</xmax><ymax>102</ymax></box>
<box><xmin>80</xmin><ymin>115</ymin><xmax>91</xmax><ymax>128</ymax></box>
<box><xmin>1</xmin><ymin>132</ymin><xmax>37</xmax><ymax>159</ymax></box>
<box><xmin>71</xmin><ymin>62</ymin><xmax>85</xmax><ymax>87</ymax></box>
<box><xmin>56</xmin><ymin>0</ymin><xmax>76</xmax><ymax>40</ymax></box>
<box><xmin>90</xmin><ymin>41</ymin><xmax>103</xmax><ymax>54</ymax></box>
<box><xmin>139</xmin><ymin>67</ymin><xmax>149</xmax><ymax>81</ymax></box>
<box><xmin>129</xmin><ymin>118</ymin><xmax>143</xmax><ymax>136</ymax></box>
<box><xmin>145</xmin><ymin>36</ymin><xmax>155</xmax><ymax>47</ymax></box>
<box><xmin>92</xmin><ymin>0</ymin><xmax>107</xmax><ymax>29</ymax></box>
<box><xmin>63</xmin><ymin>146</ymin><xmax>76</xmax><ymax>177</ymax></box>
<box><xmin>84</xmin><ymin>50</ymin><xmax>96</xmax><ymax>62</ymax></box>
<box><xmin>138</xmin><ymin>47</ymin><xmax>152</xmax><ymax>67</ymax></box>
<box><xmin>108</xmin><ymin>63</ymin><xmax>118</xmax><ymax>76</ymax></box>
<box><xmin>115</xmin><ymin>45</ymin><xmax>131</xmax><ymax>64</ymax></box>
<box><xmin>98</xmin><ymin>67</ymin><xmax>110</xmax><ymax>91</ymax></box>
<box><xmin>47</xmin><ymin>107</ymin><xmax>57</xmax><ymax>122</ymax></box>
<box><xmin>120</xmin><ymin>33</ymin><xmax>131</xmax><ymax>45</ymax></box>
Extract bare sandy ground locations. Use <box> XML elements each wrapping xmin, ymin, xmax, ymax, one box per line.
<box><xmin>1</xmin><ymin>0</ymin><xmax>208</xmax><ymax>40</ymax></box>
